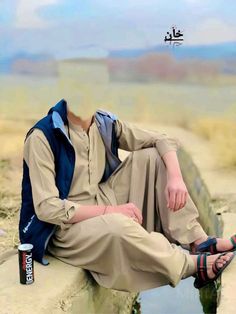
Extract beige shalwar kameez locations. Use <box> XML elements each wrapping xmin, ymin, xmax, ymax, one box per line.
<box><xmin>23</xmin><ymin>112</ymin><xmax>206</xmax><ymax>292</ymax></box>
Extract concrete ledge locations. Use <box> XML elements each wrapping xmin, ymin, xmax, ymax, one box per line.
<box><xmin>217</xmin><ymin>213</ymin><xmax>236</xmax><ymax>314</ymax></box>
<box><xmin>0</xmin><ymin>250</ymin><xmax>136</xmax><ymax>314</ymax></box>
<box><xmin>177</xmin><ymin>147</ymin><xmax>236</xmax><ymax>313</ymax></box>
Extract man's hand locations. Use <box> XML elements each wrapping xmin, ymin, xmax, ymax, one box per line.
<box><xmin>67</xmin><ymin>202</ymin><xmax>143</xmax><ymax>224</ymax></box>
<box><xmin>162</xmin><ymin>150</ymin><xmax>188</xmax><ymax>211</ymax></box>
<box><xmin>105</xmin><ymin>203</ymin><xmax>143</xmax><ymax>224</ymax></box>
<box><xmin>165</xmin><ymin>177</ymin><xmax>188</xmax><ymax>211</ymax></box>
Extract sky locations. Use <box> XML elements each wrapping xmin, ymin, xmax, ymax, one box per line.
<box><xmin>0</xmin><ymin>0</ymin><xmax>236</xmax><ymax>60</ymax></box>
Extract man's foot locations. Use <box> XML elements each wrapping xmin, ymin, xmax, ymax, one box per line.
<box><xmin>191</xmin><ymin>235</ymin><xmax>236</xmax><ymax>254</ymax></box>
<box><xmin>191</xmin><ymin>252</ymin><xmax>234</xmax><ymax>289</ymax></box>
<box><xmin>205</xmin><ymin>253</ymin><xmax>233</xmax><ymax>279</ymax></box>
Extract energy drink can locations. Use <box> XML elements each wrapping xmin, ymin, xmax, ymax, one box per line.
<box><xmin>18</xmin><ymin>243</ymin><xmax>34</xmax><ymax>285</ymax></box>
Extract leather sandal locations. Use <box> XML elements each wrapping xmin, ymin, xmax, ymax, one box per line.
<box><xmin>194</xmin><ymin>252</ymin><xmax>235</xmax><ymax>289</ymax></box>
<box><xmin>191</xmin><ymin>235</ymin><xmax>236</xmax><ymax>254</ymax></box>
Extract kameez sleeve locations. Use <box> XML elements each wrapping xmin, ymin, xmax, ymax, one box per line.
<box><xmin>23</xmin><ymin>129</ymin><xmax>80</xmax><ymax>229</ymax></box>
<box><xmin>115</xmin><ymin>119</ymin><xmax>181</xmax><ymax>157</ymax></box>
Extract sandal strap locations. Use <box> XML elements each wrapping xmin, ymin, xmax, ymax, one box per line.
<box><xmin>196</xmin><ymin>237</ymin><xmax>218</xmax><ymax>254</ymax></box>
<box><xmin>195</xmin><ymin>252</ymin><xmax>235</xmax><ymax>289</ymax></box>
<box><xmin>212</xmin><ymin>252</ymin><xmax>227</xmax><ymax>275</ymax></box>
<box><xmin>197</xmin><ymin>253</ymin><xmax>209</xmax><ymax>282</ymax></box>
<box><xmin>230</xmin><ymin>235</ymin><xmax>236</xmax><ymax>249</ymax></box>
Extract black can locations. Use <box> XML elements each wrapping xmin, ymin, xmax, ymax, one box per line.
<box><xmin>18</xmin><ymin>243</ymin><xmax>34</xmax><ymax>285</ymax></box>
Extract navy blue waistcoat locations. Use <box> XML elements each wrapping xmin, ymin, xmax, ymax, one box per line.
<box><xmin>18</xmin><ymin>99</ymin><xmax>121</xmax><ymax>265</ymax></box>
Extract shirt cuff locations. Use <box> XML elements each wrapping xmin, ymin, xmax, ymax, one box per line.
<box><xmin>155</xmin><ymin>137</ymin><xmax>181</xmax><ymax>157</ymax></box>
<box><xmin>59</xmin><ymin>199</ymin><xmax>80</xmax><ymax>230</ymax></box>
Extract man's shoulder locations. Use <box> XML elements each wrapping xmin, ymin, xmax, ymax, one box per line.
<box><xmin>25</xmin><ymin>112</ymin><xmax>52</xmax><ymax>141</ymax></box>
<box><xmin>24</xmin><ymin>128</ymin><xmax>48</xmax><ymax>147</ymax></box>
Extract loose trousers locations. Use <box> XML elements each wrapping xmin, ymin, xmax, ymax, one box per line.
<box><xmin>47</xmin><ymin>148</ymin><xmax>207</xmax><ymax>292</ymax></box>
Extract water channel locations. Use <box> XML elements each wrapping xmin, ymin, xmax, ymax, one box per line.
<box><xmin>139</xmin><ymin>277</ymin><xmax>216</xmax><ymax>314</ymax></box>
<box><xmin>132</xmin><ymin>249</ymin><xmax>217</xmax><ymax>314</ymax></box>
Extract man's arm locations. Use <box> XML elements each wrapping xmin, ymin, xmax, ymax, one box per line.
<box><xmin>162</xmin><ymin>151</ymin><xmax>188</xmax><ymax>211</ymax></box>
<box><xmin>24</xmin><ymin>129</ymin><xmax>142</xmax><ymax>226</ymax></box>
<box><xmin>115</xmin><ymin>119</ymin><xmax>188</xmax><ymax>211</ymax></box>
<box><xmin>115</xmin><ymin>119</ymin><xmax>181</xmax><ymax>157</ymax></box>
<box><xmin>24</xmin><ymin>129</ymin><xmax>102</xmax><ymax>227</ymax></box>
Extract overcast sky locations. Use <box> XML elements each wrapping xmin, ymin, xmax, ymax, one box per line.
<box><xmin>1</xmin><ymin>0</ymin><xmax>236</xmax><ymax>59</ymax></box>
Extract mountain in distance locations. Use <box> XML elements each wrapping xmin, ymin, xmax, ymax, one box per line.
<box><xmin>0</xmin><ymin>52</ymin><xmax>58</xmax><ymax>75</ymax></box>
<box><xmin>1</xmin><ymin>42</ymin><xmax>235</xmax><ymax>77</ymax></box>
<box><xmin>109</xmin><ymin>42</ymin><xmax>236</xmax><ymax>61</ymax></box>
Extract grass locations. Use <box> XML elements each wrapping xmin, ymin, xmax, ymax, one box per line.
<box><xmin>192</xmin><ymin>116</ymin><xmax>236</xmax><ymax>168</ymax></box>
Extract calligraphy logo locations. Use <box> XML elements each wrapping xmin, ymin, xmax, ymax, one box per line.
<box><xmin>164</xmin><ymin>26</ymin><xmax>184</xmax><ymax>46</ymax></box>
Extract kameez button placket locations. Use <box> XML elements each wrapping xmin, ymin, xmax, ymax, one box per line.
<box><xmin>81</xmin><ymin>131</ymin><xmax>89</xmax><ymax>151</ymax></box>
<box><xmin>88</xmin><ymin>141</ymin><xmax>93</xmax><ymax>176</ymax></box>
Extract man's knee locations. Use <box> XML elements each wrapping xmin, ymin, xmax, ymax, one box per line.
<box><xmin>103</xmin><ymin>213</ymin><xmax>142</xmax><ymax>240</ymax></box>
<box><xmin>132</xmin><ymin>147</ymin><xmax>161</xmax><ymax>164</ymax></box>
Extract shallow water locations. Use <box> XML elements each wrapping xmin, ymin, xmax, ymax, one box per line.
<box><xmin>140</xmin><ymin>277</ymin><xmax>204</xmax><ymax>314</ymax></box>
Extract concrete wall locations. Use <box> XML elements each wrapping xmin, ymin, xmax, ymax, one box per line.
<box><xmin>177</xmin><ymin>148</ymin><xmax>223</xmax><ymax>236</ymax></box>
<box><xmin>177</xmin><ymin>148</ymin><xmax>236</xmax><ymax>314</ymax></box>
<box><xmin>0</xmin><ymin>252</ymin><xmax>137</xmax><ymax>314</ymax></box>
